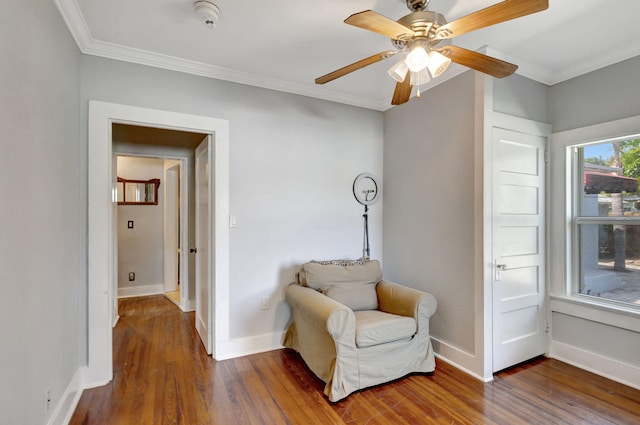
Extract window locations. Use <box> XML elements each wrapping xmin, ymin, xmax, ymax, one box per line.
<box><xmin>572</xmin><ymin>138</ymin><xmax>640</xmax><ymax>307</ymax></box>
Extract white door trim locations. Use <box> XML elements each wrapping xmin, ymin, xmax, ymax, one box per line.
<box><xmin>483</xmin><ymin>110</ymin><xmax>551</xmax><ymax>380</ymax></box>
<box><xmin>86</xmin><ymin>101</ymin><xmax>229</xmax><ymax>388</ymax></box>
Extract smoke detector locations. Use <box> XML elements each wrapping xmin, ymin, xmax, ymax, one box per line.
<box><xmin>194</xmin><ymin>1</ymin><xmax>220</xmax><ymax>28</ymax></box>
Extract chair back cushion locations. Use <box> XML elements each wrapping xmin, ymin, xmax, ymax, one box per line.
<box><xmin>300</xmin><ymin>259</ymin><xmax>382</xmax><ymax>311</ymax></box>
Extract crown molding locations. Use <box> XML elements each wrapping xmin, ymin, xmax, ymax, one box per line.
<box><xmin>83</xmin><ymin>37</ymin><xmax>391</xmax><ymax>111</ymax></box>
<box><xmin>53</xmin><ymin>0</ymin><xmax>390</xmax><ymax>111</ymax></box>
<box><xmin>547</xmin><ymin>41</ymin><xmax>640</xmax><ymax>85</ymax></box>
<box><xmin>51</xmin><ymin>0</ymin><xmax>492</xmax><ymax>111</ymax></box>
<box><xmin>53</xmin><ymin>0</ymin><xmax>92</xmax><ymax>52</ymax></box>
<box><xmin>480</xmin><ymin>46</ymin><xmax>553</xmax><ymax>85</ymax></box>
<box><xmin>55</xmin><ymin>0</ymin><xmax>637</xmax><ymax>111</ymax></box>
<box><xmin>483</xmin><ymin>43</ymin><xmax>640</xmax><ymax>87</ymax></box>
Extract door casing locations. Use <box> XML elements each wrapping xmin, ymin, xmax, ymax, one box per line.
<box><xmin>86</xmin><ymin>101</ymin><xmax>229</xmax><ymax>388</ymax></box>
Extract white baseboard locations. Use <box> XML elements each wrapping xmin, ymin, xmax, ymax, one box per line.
<box><xmin>550</xmin><ymin>340</ymin><xmax>640</xmax><ymax>390</ymax></box>
<box><xmin>118</xmin><ymin>284</ymin><xmax>163</xmax><ymax>298</ymax></box>
<box><xmin>46</xmin><ymin>368</ymin><xmax>83</xmax><ymax>425</ymax></box>
<box><xmin>215</xmin><ymin>332</ymin><xmax>285</xmax><ymax>361</ymax></box>
<box><xmin>431</xmin><ymin>337</ymin><xmax>491</xmax><ymax>382</ymax></box>
<box><xmin>209</xmin><ymin>332</ymin><xmax>495</xmax><ymax>382</ymax></box>
<box><xmin>184</xmin><ymin>299</ymin><xmax>195</xmax><ymax>312</ymax></box>
<box><xmin>434</xmin><ymin>352</ymin><xmax>493</xmax><ymax>383</ymax></box>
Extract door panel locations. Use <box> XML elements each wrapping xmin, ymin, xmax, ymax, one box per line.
<box><xmin>500</xmin><ymin>185</ymin><xmax>539</xmax><ymax>214</ymax></box>
<box><xmin>195</xmin><ymin>136</ymin><xmax>212</xmax><ymax>355</ymax></box>
<box><xmin>493</xmin><ymin>127</ymin><xmax>546</xmax><ymax>372</ymax></box>
<box><xmin>500</xmin><ymin>226</ymin><xmax>538</xmax><ymax>256</ymax></box>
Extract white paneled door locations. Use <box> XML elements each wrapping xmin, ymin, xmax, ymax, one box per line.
<box><xmin>195</xmin><ymin>136</ymin><xmax>212</xmax><ymax>355</ymax></box>
<box><xmin>492</xmin><ymin>126</ymin><xmax>547</xmax><ymax>372</ymax></box>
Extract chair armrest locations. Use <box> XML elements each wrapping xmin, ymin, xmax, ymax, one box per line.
<box><xmin>285</xmin><ymin>284</ymin><xmax>356</xmax><ymax>343</ymax></box>
<box><xmin>376</xmin><ymin>280</ymin><xmax>437</xmax><ymax>319</ymax></box>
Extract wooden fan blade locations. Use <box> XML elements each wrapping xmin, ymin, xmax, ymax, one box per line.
<box><xmin>391</xmin><ymin>71</ymin><xmax>412</xmax><ymax>105</ymax></box>
<box><xmin>315</xmin><ymin>51</ymin><xmax>396</xmax><ymax>85</ymax></box>
<box><xmin>434</xmin><ymin>0</ymin><xmax>548</xmax><ymax>40</ymax></box>
<box><xmin>345</xmin><ymin>10</ymin><xmax>414</xmax><ymax>40</ymax></box>
<box><xmin>438</xmin><ymin>45</ymin><xmax>517</xmax><ymax>78</ymax></box>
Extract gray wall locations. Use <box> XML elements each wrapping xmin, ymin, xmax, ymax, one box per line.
<box><xmin>114</xmin><ymin>143</ymin><xmax>197</xmax><ymax>300</ymax></box>
<box><xmin>549</xmin><ymin>56</ymin><xmax>640</xmax><ymax>378</ymax></box>
<box><xmin>550</xmin><ymin>55</ymin><xmax>640</xmax><ymax>133</ymax></box>
<box><xmin>0</xmin><ymin>0</ymin><xmax>82</xmax><ymax>424</ymax></box>
<box><xmin>383</xmin><ymin>71</ymin><xmax>477</xmax><ymax>355</ymax></box>
<box><xmin>117</xmin><ymin>157</ymin><xmax>165</xmax><ymax>291</ymax></box>
<box><xmin>493</xmin><ymin>73</ymin><xmax>549</xmax><ymax>124</ymax></box>
<box><xmin>81</xmin><ymin>55</ymin><xmax>384</xmax><ymax>340</ymax></box>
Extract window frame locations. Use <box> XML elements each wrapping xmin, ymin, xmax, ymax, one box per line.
<box><xmin>568</xmin><ymin>139</ymin><xmax>640</xmax><ymax>312</ymax></box>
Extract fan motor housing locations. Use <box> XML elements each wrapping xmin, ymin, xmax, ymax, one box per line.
<box><xmin>406</xmin><ymin>0</ymin><xmax>430</xmax><ymax>12</ymax></box>
<box><xmin>397</xmin><ymin>11</ymin><xmax>447</xmax><ymax>39</ymax></box>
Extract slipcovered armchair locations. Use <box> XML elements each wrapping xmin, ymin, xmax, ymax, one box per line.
<box><xmin>283</xmin><ymin>259</ymin><xmax>437</xmax><ymax>402</ymax></box>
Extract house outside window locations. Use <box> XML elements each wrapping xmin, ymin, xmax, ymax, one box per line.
<box><xmin>572</xmin><ymin>138</ymin><xmax>640</xmax><ymax>308</ymax></box>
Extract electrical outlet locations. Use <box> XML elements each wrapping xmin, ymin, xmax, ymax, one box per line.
<box><xmin>44</xmin><ymin>389</ymin><xmax>51</xmax><ymax>414</ymax></box>
<box><xmin>129</xmin><ymin>272</ymin><xmax>135</xmax><ymax>281</ymax></box>
<box><xmin>260</xmin><ymin>296</ymin><xmax>269</xmax><ymax>310</ymax></box>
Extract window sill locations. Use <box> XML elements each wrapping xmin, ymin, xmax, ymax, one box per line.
<box><xmin>549</xmin><ymin>294</ymin><xmax>640</xmax><ymax>333</ymax></box>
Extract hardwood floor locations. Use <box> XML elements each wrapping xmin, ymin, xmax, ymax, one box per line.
<box><xmin>70</xmin><ymin>295</ymin><xmax>640</xmax><ymax>424</ymax></box>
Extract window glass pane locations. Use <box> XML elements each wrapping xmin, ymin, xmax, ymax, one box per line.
<box><xmin>580</xmin><ymin>142</ymin><xmax>640</xmax><ymax>217</ymax></box>
<box><xmin>579</xmin><ymin>223</ymin><xmax>640</xmax><ymax>305</ymax></box>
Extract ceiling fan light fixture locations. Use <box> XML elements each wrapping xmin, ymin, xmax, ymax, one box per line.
<box><xmin>318</xmin><ymin>0</ymin><xmax>549</xmax><ymax>106</ymax></box>
<box><xmin>387</xmin><ymin>55</ymin><xmax>409</xmax><ymax>82</ymax></box>
<box><xmin>427</xmin><ymin>50</ymin><xmax>451</xmax><ymax>78</ymax></box>
<box><xmin>405</xmin><ymin>41</ymin><xmax>429</xmax><ymax>72</ymax></box>
<box><xmin>409</xmin><ymin>67</ymin><xmax>431</xmax><ymax>87</ymax></box>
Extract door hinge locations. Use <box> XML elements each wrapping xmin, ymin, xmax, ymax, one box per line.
<box><xmin>544</xmin><ymin>150</ymin><xmax>549</xmax><ymax>163</ymax></box>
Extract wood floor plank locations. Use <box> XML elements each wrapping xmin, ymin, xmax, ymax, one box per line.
<box><xmin>69</xmin><ymin>295</ymin><xmax>640</xmax><ymax>425</ymax></box>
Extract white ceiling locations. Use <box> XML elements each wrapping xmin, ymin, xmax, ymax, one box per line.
<box><xmin>55</xmin><ymin>0</ymin><xmax>640</xmax><ymax>111</ymax></box>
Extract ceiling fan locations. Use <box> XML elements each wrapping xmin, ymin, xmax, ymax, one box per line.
<box><xmin>315</xmin><ymin>0</ymin><xmax>549</xmax><ymax>105</ymax></box>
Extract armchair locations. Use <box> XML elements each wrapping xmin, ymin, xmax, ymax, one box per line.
<box><xmin>283</xmin><ymin>259</ymin><xmax>437</xmax><ymax>402</ymax></box>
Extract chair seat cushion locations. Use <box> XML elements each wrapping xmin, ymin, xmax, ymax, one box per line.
<box><xmin>354</xmin><ymin>310</ymin><xmax>417</xmax><ymax>348</ymax></box>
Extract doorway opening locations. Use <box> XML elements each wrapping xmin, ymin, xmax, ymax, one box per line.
<box><xmin>112</xmin><ymin>123</ymin><xmax>206</xmax><ymax>314</ymax></box>
<box><xmin>113</xmin><ymin>154</ymin><xmax>187</xmax><ymax>307</ymax></box>
<box><xmin>86</xmin><ymin>101</ymin><xmax>230</xmax><ymax>388</ymax></box>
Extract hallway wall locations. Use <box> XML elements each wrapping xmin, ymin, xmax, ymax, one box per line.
<box><xmin>117</xmin><ymin>156</ymin><xmax>165</xmax><ymax>294</ymax></box>
<box><xmin>0</xmin><ymin>0</ymin><xmax>82</xmax><ymax>423</ymax></box>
